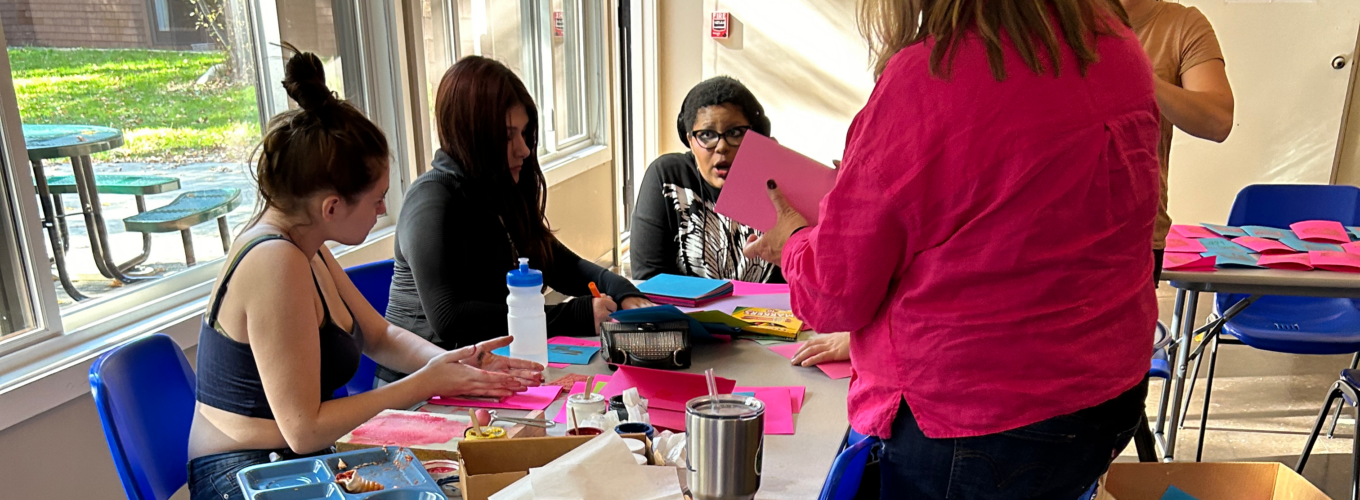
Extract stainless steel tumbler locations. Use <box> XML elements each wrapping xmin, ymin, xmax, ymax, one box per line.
<box><xmin>686</xmin><ymin>395</ymin><xmax>765</xmax><ymax>500</ymax></box>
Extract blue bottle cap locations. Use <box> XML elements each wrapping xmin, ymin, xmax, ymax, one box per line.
<box><xmin>506</xmin><ymin>257</ymin><xmax>544</xmax><ymax>288</ymax></box>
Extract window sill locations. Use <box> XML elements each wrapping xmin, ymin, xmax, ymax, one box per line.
<box><xmin>0</xmin><ymin>226</ymin><xmax>397</xmax><ymax>432</ymax></box>
<box><xmin>542</xmin><ymin>144</ymin><xmax>610</xmax><ymax>186</ymax></box>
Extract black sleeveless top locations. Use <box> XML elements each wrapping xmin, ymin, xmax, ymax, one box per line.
<box><xmin>195</xmin><ymin>235</ymin><xmax>365</xmax><ymax>419</ymax></box>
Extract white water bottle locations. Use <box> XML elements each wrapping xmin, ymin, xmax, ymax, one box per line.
<box><xmin>506</xmin><ymin>257</ymin><xmax>549</xmax><ymax>366</ymax></box>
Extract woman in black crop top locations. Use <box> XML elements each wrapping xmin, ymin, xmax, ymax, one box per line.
<box><xmin>186</xmin><ymin>47</ymin><xmax>543</xmax><ymax>500</ymax></box>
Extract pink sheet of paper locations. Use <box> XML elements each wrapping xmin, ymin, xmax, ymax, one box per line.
<box><xmin>1164</xmin><ymin>237</ymin><xmax>1207</xmax><ymax>254</ymax></box>
<box><xmin>549</xmin><ymin>336</ymin><xmax>602</xmax><ymax>348</ymax></box>
<box><xmin>648</xmin><ymin>408</ymin><xmax>688</xmax><ymax>432</ymax></box>
<box><xmin>768</xmin><ymin>342</ymin><xmax>854</xmax><ymax>380</ymax></box>
<box><xmin>1258</xmin><ymin>253</ymin><xmax>1314</xmax><ymax>271</ymax></box>
<box><xmin>714</xmin><ymin>132</ymin><xmax>837</xmax><ymax>232</ymax></box>
<box><xmin>1343</xmin><ymin>241</ymin><xmax>1360</xmax><ymax>255</ymax></box>
<box><xmin>1170</xmin><ymin>225</ymin><xmax>1218</xmax><ymax>239</ymax></box>
<box><xmin>746</xmin><ymin>386</ymin><xmax>795</xmax><ymax>435</ymax></box>
<box><xmin>1162</xmin><ymin>253</ymin><xmax>1216</xmax><ymax>272</ymax></box>
<box><xmin>599</xmin><ymin>365</ymin><xmax>737</xmax><ymax>412</ymax></box>
<box><xmin>553</xmin><ymin>378</ymin><xmax>615</xmax><ymax>424</ymax></box>
<box><xmin>1291</xmin><ymin>220</ymin><xmax>1350</xmax><ymax>244</ymax></box>
<box><xmin>735</xmin><ymin>385</ymin><xmax>807</xmax><ymax>413</ymax></box>
<box><xmin>676</xmin><ymin>293</ymin><xmax>791</xmax><ymax>315</ymax></box>
<box><xmin>429</xmin><ymin>385</ymin><xmax>562</xmax><ymax>411</ymax></box>
<box><xmin>1310</xmin><ymin>251</ymin><xmax>1360</xmax><ymax>273</ymax></box>
<box><xmin>1232</xmin><ymin>237</ymin><xmax>1295</xmax><ymax>255</ymax></box>
<box><xmin>732</xmin><ymin>281</ymin><xmax>791</xmax><ymax>296</ymax></box>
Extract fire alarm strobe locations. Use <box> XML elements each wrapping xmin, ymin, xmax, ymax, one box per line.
<box><xmin>711</xmin><ymin>12</ymin><xmax>729</xmax><ymax>39</ymax></box>
<box><xmin>553</xmin><ymin>11</ymin><xmax>564</xmax><ymax>37</ymax></box>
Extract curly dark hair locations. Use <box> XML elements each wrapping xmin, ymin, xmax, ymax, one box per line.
<box><xmin>675</xmin><ymin>76</ymin><xmax>771</xmax><ymax>148</ymax></box>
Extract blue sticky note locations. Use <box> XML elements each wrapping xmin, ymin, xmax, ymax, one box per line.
<box><xmin>1160</xmin><ymin>485</ymin><xmax>1199</xmax><ymax>500</ymax></box>
<box><xmin>1199</xmin><ymin>237</ymin><xmax>1252</xmax><ymax>256</ymax></box>
<box><xmin>1280</xmin><ymin>235</ymin><xmax>1343</xmax><ymax>252</ymax></box>
<box><xmin>1210</xmin><ymin>251</ymin><xmax>1262</xmax><ymax>268</ymax></box>
<box><xmin>1241</xmin><ymin>225</ymin><xmax>1295</xmax><ymax>240</ymax></box>
<box><xmin>491</xmin><ymin>344</ymin><xmax>602</xmax><ymax>365</ymax></box>
<box><xmin>637</xmin><ymin>274</ymin><xmax>731</xmax><ymax>300</ymax></box>
<box><xmin>1347</xmin><ymin>226</ymin><xmax>1360</xmax><ymax>240</ymax></box>
<box><xmin>610</xmin><ymin>305</ymin><xmax>717</xmax><ymax>340</ymax></box>
<box><xmin>1202</xmin><ymin>223</ymin><xmax>1247</xmax><ymax>238</ymax></box>
<box><xmin>734</xmin><ymin>391</ymin><xmax>756</xmax><ymax>398</ymax></box>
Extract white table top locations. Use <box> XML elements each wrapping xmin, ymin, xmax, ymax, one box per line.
<box><xmin>1162</xmin><ymin>268</ymin><xmax>1360</xmax><ymax>297</ymax></box>
<box><xmin>542</xmin><ymin>333</ymin><xmax>850</xmax><ymax>500</ymax></box>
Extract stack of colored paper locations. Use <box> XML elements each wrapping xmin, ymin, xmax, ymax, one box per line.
<box><xmin>1162</xmin><ymin>253</ymin><xmax>1216</xmax><ymax>272</ymax></box>
<box><xmin>636</xmin><ymin>274</ymin><xmax>734</xmax><ymax>307</ymax></box>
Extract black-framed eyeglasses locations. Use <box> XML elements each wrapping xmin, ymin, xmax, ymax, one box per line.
<box><xmin>690</xmin><ymin>126</ymin><xmax>751</xmax><ymax>149</ymax></box>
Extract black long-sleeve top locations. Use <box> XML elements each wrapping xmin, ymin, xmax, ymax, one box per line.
<box><xmin>380</xmin><ymin>150</ymin><xmax>643</xmax><ymax>381</ymax></box>
<box><xmin>629</xmin><ymin>151</ymin><xmax>782</xmax><ymax>283</ymax></box>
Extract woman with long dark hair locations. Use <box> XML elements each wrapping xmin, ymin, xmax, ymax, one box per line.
<box><xmin>744</xmin><ymin>0</ymin><xmax>1161</xmax><ymax>497</ymax></box>
<box><xmin>187</xmin><ymin>47</ymin><xmax>542</xmax><ymax>500</ymax></box>
<box><xmin>382</xmin><ymin>56</ymin><xmax>650</xmax><ymax>381</ymax></box>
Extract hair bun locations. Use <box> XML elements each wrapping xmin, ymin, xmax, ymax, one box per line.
<box><xmin>280</xmin><ymin>43</ymin><xmax>335</xmax><ymax>111</ymax></box>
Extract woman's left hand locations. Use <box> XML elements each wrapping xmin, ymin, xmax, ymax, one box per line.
<box><xmin>620</xmin><ymin>297</ymin><xmax>657</xmax><ymax>310</ymax></box>
<box><xmin>461</xmin><ymin>336</ymin><xmax>545</xmax><ymax>386</ymax></box>
<box><xmin>743</xmin><ymin>180</ymin><xmax>810</xmax><ymax>265</ymax></box>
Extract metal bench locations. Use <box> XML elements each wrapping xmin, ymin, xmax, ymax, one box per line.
<box><xmin>122</xmin><ymin>188</ymin><xmax>243</xmax><ymax>266</ymax></box>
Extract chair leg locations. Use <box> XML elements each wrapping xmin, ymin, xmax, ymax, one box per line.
<box><xmin>217</xmin><ymin>217</ymin><xmax>231</xmax><ymax>253</ymax></box>
<box><xmin>1329</xmin><ymin>354</ymin><xmax>1360</xmax><ymax>439</ymax></box>
<box><xmin>1298</xmin><ymin>384</ymin><xmax>1344</xmax><ymax>473</ymax></box>
<box><xmin>180</xmin><ymin>229</ymin><xmax>196</xmax><ymax>267</ymax></box>
<box><xmin>1351</xmin><ymin>400</ymin><xmax>1360</xmax><ymax>500</ymax></box>
<box><xmin>1133</xmin><ymin>414</ymin><xmax>1158</xmax><ymax>462</ymax></box>
<box><xmin>1195</xmin><ymin>335</ymin><xmax>1221</xmax><ymax>462</ymax></box>
<box><xmin>1179</xmin><ymin>340</ymin><xmax>1206</xmax><ymax>430</ymax></box>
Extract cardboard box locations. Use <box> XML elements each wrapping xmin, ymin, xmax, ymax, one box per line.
<box><xmin>335</xmin><ymin>409</ymin><xmax>548</xmax><ymax>463</ymax></box>
<box><xmin>1105</xmin><ymin>462</ymin><xmax>1330</xmax><ymax>500</ymax></box>
<box><xmin>457</xmin><ymin>434</ymin><xmax>655</xmax><ymax>500</ymax></box>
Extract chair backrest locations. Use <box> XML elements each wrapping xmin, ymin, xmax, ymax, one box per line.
<box><xmin>89</xmin><ymin>334</ymin><xmax>196</xmax><ymax>500</ymax></box>
<box><xmin>338</xmin><ymin>259</ymin><xmax>395</xmax><ymax>398</ymax></box>
<box><xmin>1225</xmin><ymin>184</ymin><xmax>1360</xmax><ymax>227</ymax></box>
<box><xmin>818</xmin><ymin>435</ymin><xmax>880</xmax><ymax>500</ymax></box>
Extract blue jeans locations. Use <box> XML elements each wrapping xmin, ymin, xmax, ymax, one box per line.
<box><xmin>879</xmin><ymin>378</ymin><xmax>1147</xmax><ymax>500</ymax></box>
<box><xmin>188</xmin><ymin>448</ymin><xmax>332</xmax><ymax>500</ymax></box>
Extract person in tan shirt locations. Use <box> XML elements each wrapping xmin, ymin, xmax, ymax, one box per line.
<box><xmin>1123</xmin><ymin>0</ymin><xmax>1235</xmax><ymax>279</ymax></box>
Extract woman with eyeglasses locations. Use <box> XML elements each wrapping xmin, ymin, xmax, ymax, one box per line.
<box><xmin>630</xmin><ymin>76</ymin><xmax>781</xmax><ymax>283</ymax></box>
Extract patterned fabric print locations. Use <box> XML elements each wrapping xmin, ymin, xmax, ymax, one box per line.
<box><xmin>662</xmin><ymin>183</ymin><xmax>774</xmax><ymax>282</ymax></box>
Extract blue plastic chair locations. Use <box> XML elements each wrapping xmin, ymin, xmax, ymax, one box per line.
<box><xmin>819</xmin><ymin>432</ymin><xmax>881</xmax><ymax>500</ymax></box>
<box><xmin>1182</xmin><ymin>185</ymin><xmax>1360</xmax><ymax>461</ymax></box>
<box><xmin>90</xmin><ymin>333</ymin><xmax>196</xmax><ymax>500</ymax></box>
<box><xmin>337</xmin><ymin>259</ymin><xmax>395</xmax><ymax>398</ymax></box>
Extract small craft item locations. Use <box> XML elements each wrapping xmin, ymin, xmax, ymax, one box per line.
<box><xmin>335</xmin><ymin>469</ymin><xmax>384</xmax><ymax>493</ymax></box>
<box><xmin>487</xmin><ymin>409</ymin><xmax>556</xmax><ymax>428</ymax></box>
<box><xmin>423</xmin><ymin>459</ymin><xmax>460</xmax><ymax>482</ymax></box>
<box><xmin>463</xmin><ymin>409</ymin><xmax>507</xmax><ymax>440</ymax></box>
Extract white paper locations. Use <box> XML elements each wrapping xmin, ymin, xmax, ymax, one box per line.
<box><xmin>529</xmin><ymin>463</ymin><xmax>684</xmax><ymax>500</ymax></box>
<box><xmin>488</xmin><ymin>433</ymin><xmax>640</xmax><ymax>500</ymax></box>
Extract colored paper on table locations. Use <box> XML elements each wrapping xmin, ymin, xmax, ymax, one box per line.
<box><xmin>735</xmin><ymin>385</ymin><xmax>807</xmax><ymax>413</ymax></box>
<box><xmin>747</xmin><ymin>386</ymin><xmax>795</xmax><ymax>435</ymax></box>
<box><xmin>1170</xmin><ymin>225</ymin><xmax>1218</xmax><ymax>239</ymax></box>
<box><xmin>732</xmin><ymin>281</ymin><xmax>791</xmax><ymax>296</ymax></box>
<box><xmin>598</xmin><ymin>364</ymin><xmax>737</xmax><ymax>412</ymax></box>
<box><xmin>1348</xmin><ymin>226</ymin><xmax>1360</xmax><ymax>240</ymax></box>
<box><xmin>768</xmin><ymin>342</ymin><xmax>854</xmax><ymax>379</ymax></box>
<box><xmin>1163</xmin><ymin>237</ymin><xmax>1206</xmax><ymax>254</ymax></box>
<box><xmin>1258</xmin><ymin>253</ymin><xmax>1314</xmax><ymax>271</ymax></box>
<box><xmin>1279</xmin><ymin>235</ymin><xmax>1343</xmax><ymax>253</ymax></box>
<box><xmin>430</xmin><ymin>385</ymin><xmax>563</xmax><ymax>411</ymax></box>
<box><xmin>1198</xmin><ymin>237</ymin><xmax>1251</xmax><ymax>256</ymax></box>
<box><xmin>1344</xmin><ymin>241</ymin><xmax>1360</xmax><ymax>255</ymax></box>
<box><xmin>1159</xmin><ymin>485</ymin><xmax>1198</xmax><ymax>500</ymax></box>
<box><xmin>1290</xmin><ymin>220</ymin><xmax>1350</xmax><ymax>244</ymax></box>
<box><xmin>715</xmin><ymin>132</ymin><xmax>837</xmax><ymax>232</ymax></box>
<box><xmin>549</xmin><ymin>336</ymin><xmax>602</xmax><ymax>348</ymax></box>
<box><xmin>492</xmin><ymin>343</ymin><xmax>601</xmax><ymax>365</ymax></box>
<box><xmin>552</xmin><ymin>378</ymin><xmax>615</xmax><ymax>424</ymax></box>
<box><xmin>1161</xmin><ymin>253</ymin><xmax>1216</xmax><ymax>272</ymax></box>
<box><xmin>1241</xmin><ymin>226</ymin><xmax>1294</xmax><ymax>240</ymax></box>
<box><xmin>1202</xmin><ymin>223</ymin><xmax>1247</xmax><ymax>238</ymax></box>
<box><xmin>647</xmin><ymin>408</ymin><xmax>688</xmax><ymax>432</ymax></box>
<box><xmin>610</xmin><ymin>304</ymin><xmax>719</xmax><ymax>340</ymax></box>
<box><xmin>1208</xmin><ymin>251</ymin><xmax>1262</xmax><ymax>268</ymax></box>
<box><xmin>1310</xmin><ymin>251</ymin><xmax>1360</xmax><ymax>273</ymax></box>
<box><xmin>675</xmin><ymin>293</ymin><xmax>792</xmax><ymax>315</ymax></box>
<box><xmin>1231</xmin><ymin>236</ymin><xmax>1295</xmax><ymax>255</ymax></box>
<box><xmin>637</xmin><ymin>274</ymin><xmax>734</xmax><ymax>307</ymax></box>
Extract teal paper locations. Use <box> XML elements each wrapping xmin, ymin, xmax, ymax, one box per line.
<box><xmin>1160</xmin><ymin>485</ymin><xmax>1199</xmax><ymax>500</ymax></box>
<box><xmin>637</xmin><ymin>274</ymin><xmax>730</xmax><ymax>300</ymax></box>
<box><xmin>1241</xmin><ymin>225</ymin><xmax>1295</xmax><ymax>240</ymax></box>
<box><xmin>492</xmin><ymin>344</ymin><xmax>601</xmax><ymax>365</ymax></box>
<box><xmin>1202</xmin><ymin>223</ymin><xmax>1247</xmax><ymax>237</ymax></box>
<box><xmin>1279</xmin><ymin>235</ymin><xmax>1343</xmax><ymax>252</ymax></box>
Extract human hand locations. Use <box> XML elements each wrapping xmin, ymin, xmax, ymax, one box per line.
<box><xmin>414</xmin><ymin>346</ymin><xmax>528</xmax><ymax>400</ymax></box>
<box><xmin>742</xmin><ymin>179</ymin><xmax>810</xmax><ymax>265</ymax></box>
<box><xmin>620</xmin><ymin>296</ymin><xmax>657</xmax><ymax>310</ymax></box>
<box><xmin>791</xmin><ymin>332</ymin><xmax>850</xmax><ymax>366</ymax></box>
<box><xmin>460</xmin><ymin>336</ymin><xmax>544</xmax><ymax>387</ymax></box>
<box><xmin>592</xmin><ymin>296</ymin><xmax>618</xmax><ymax>333</ymax></box>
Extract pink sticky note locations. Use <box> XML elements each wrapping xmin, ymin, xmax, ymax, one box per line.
<box><xmin>1164</xmin><ymin>237</ymin><xmax>1207</xmax><ymax>254</ymax></box>
<box><xmin>430</xmin><ymin>385</ymin><xmax>563</xmax><ymax>411</ymax></box>
<box><xmin>1162</xmin><ymin>253</ymin><xmax>1216</xmax><ymax>272</ymax></box>
<box><xmin>736</xmin><ymin>386</ymin><xmax>806</xmax><ymax>414</ymax></box>
<box><xmin>1171</xmin><ymin>225</ymin><xmax>1218</xmax><ymax>239</ymax></box>
<box><xmin>1291</xmin><ymin>221</ymin><xmax>1350</xmax><ymax>244</ymax></box>
<box><xmin>549</xmin><ymin>336</ymin><xmax>602</xmax><ymax>348</ymax></box>
<box><xmin>714</xmin><ymin>132</ymin><xmax>837</xmax><ymax>232</ymax></box>
<box><xmin>1343</xmin><ymin>241</ymin><xmax>1360</xmax><ymax>255</ymax></box>
<box><xmin>732</xmin><ymin>281</ymin><xmax>791</xmax><ymax>296</ymax></box>
<box><xmin>768</xmin><ymin>342</ymin><xmax>854</xmax><ymax>380</ymax></box>
<box><xmin>553</xmin><ymin>376</ymin><xmax>614</xmax><ymax>424</ymax></box>
<box><xmin>1258</xmin><ymin>253</ymin><xmax>1314</xmax><ymax>271</ymax></box>
<box><xmin>1232</xmin><ymin>236</ymin><xmax>1295</xmax><ymax>255</ymax></box>
<box><xmin>599</xmin><ymin>365</ymin><xmax>736</xmax><ymax>412</ymax></box>
<box><xmin>548</xmin><ymin>363</ymin><xmax>570</xmax><ymax>369</ymax></box>
<box><xmin>1310</xmin><ymin>251</ymin><xmax>1360</xmax><ymax>273</ymax></box>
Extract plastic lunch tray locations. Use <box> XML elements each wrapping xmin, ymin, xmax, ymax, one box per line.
<box><xmin>236</xmin><ymin>447</ymin><xmax>444</xmax><ymax>500</ymax></box>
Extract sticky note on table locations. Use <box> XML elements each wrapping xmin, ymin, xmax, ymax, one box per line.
<box><xmin>430</xmin><ymin>385</ymin><xmax>563</xmax><ymax>411</ymax></box>
<box><xmin>1258</xmin><ymin>253</ymin><xmax>1313</xmax><ymax>271</ymax></box>
<box><xmin>1280</xmin><ymin>235</ymin><xmax>1343</xmax><ymax>253</ymax></box>
<box><xmin>1290</xmin><ymin>220</ymin><xmax>1350</xmax><ymax>244</ymax></box>
<box><xmin>1241</xmin><ymin>226</ymin><xmax>1295</xmax><ymax>240</ymax></box>
<box><xmin>1348</xmin><ymin>226</ymin><xmax>1360</xmax><ymax>240</ymax></box>
<box><xmin>732</xmin><ymin>281</ymin><xmax>791</xmax><ymax>296</ymax></box>
<box><xmin>1162</xmin><ymin>253</ymin><xmax>1216</xmax><ymax>272</ymax></box>
<box><xmin>1208</xmin><ymin>251</ymin><xmax>1261</xmax><ymax>268</ymax></box>
<box><xmin>768</xmin><ymin>341</ymin><xmax>853</xmax><ymax>379</ymax></box>
<box><xmin>1164</xmin><ymin>237</ymin><xmax>1206</xmax><ymax>254</ymax></box>
<box><xmin>714</xmin><ymin>132</ymin><xmax>837</xmax><ymax>232</ymax></box>
<box><xmin>1231</xmin><ymin>236</ymin><xmax>1294</xmax><ymax>254</ymax></box>
<box><xmin>493</xmin><ymin>343</ymin><xmax>601</xmax><ymax>366</ymax></box>
<box><xmin>1344</xmin><ymin>241</ymin><xmax>1360</xmax><ymax>255</ymax></box>
<box><xmin>1170</xmin><ymin>225</ymin><xmax>1218</xmax><ymax>239</ymax></box>
<box><xmin>1198</xmin><ymin>237</ymin><xmax>1252</xmax><ymax>256</ymax></box>
<box><xmin>1202</xmin><ymin>224</ymin><xmax>1247</xmax><ymax>237</ymax></box>
<box><xmin>1311</xmin><ymin>251</ymin><xmax>1360</xmax><ymax>273</ymax></box>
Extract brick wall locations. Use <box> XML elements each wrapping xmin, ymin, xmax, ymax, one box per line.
<box><xmin>1</xmin><ymin>0</ymin><xmax>152</xmax><ymax>48</ymax></box>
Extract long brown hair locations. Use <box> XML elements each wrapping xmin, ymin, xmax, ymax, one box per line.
<box><xmin>434</xmin><ymin>56</ymin><xmax>554</xmax><ymax>269</ymax></box>
<box><xmin>248</xmin><ymin>43</ymin><xmax>389</xmax><ymax>227</ymax></box>
<box><xmin>857</xmin><ymin>0</ymin><xmax>1130</xmax><ymax>81</ymax></box>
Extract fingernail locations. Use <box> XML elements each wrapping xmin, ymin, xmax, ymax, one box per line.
<box><xmin>767</xmin><ymin>179</ymin><xmax>777</xmax><ymax>189</ymax></box>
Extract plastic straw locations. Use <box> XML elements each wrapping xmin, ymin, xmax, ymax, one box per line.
<box><xmin>705</xmin><ymin>368</ymin><xmax>718</xmax><ymax>403</ymax></box>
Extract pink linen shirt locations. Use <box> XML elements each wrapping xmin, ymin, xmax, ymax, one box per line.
<box><xmin>783</xmin><ymin>25</ymin><xmax>1161</xmax><ymax>439</ymax></box>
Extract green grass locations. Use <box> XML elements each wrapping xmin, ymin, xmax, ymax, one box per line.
<box><xmin>8</xmin><ymin>47</ymin><xmax>259</xmax><ymax>162</ymax></box>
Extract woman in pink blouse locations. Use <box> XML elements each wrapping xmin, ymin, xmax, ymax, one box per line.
<box><xmin>745</xmin><ymin>0</ymin><xmax>1160</xmax><ymax>497</ymax></box>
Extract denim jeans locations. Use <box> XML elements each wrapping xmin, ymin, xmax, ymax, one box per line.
<box><xmin>879</xmin><ymin>378</ymin><xmax>1148</xmax><ymax>500</ymax></box>
<box><xmin>188</xmin><ymin>448</ymin><xmax>332</xmax><ymax>500</ymax></box>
